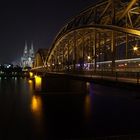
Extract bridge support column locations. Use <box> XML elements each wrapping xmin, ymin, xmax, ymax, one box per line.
<box><xmin>54</xmin><ymin>51</ymin><xmax>57</xmax><ymax>71</ymax></box>
<box><xmin>98</xmin><ymin>32</ymin><xmax>101</xmax><ymax>63</ymax></box>
<box><xmin>73</xmin><ymin>31</ymin><xmax>77</xmax><ymax>70</ymax></box>
<box><xmin>126</xmin><ymin>33</ymin><xmax>128</xmax><ymax>59</ymax></box>
<box><xmin>33</xmin><ymin>75</ymin><xmax>48</xmax><ymax>92</ymax></box>
<box><xmin>34</xmin><ymin>74</ymin><xmax>42</xmax><ymax>92</ymax></box>
<box><xmin>62</xmin><ymin>43</ymin><xmax>64</xmax><ymax>71</ymax></box>
<box><xmin>111</xmin><ymin>31</ymin><xmax>116</xmax><ymax>73</ymax></box>
<box><xmin>94</xmin><ymin>30</ymin><xmax>97</xmax><ymax>73</ymax></box>
<box><xmin>67</xmin><ymin>41</ymin><xmax>70</xmax><ymax>71</ymax></box>
<box><xmin>82</xmin><ymin>35</ymin><xmax>85</xmax><ymax>69</ymax></box>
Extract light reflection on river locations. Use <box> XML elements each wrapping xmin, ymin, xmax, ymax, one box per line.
<box><xmin>0</xmin><ymin>77</ymin><xmax>140</xmax><ymax>139</ymax></box>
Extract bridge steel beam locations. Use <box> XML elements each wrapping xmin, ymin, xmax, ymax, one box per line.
<box><xmin>46</xmin><ymin>27</ymin><xmax>140</xmax><ymax>73</ymax></box>
<box><xmin>33</xmin><ymin>0</ymin><xmax>140</xmax><ymax>74</ymax></box>
<box><xmin>118</xmin><ymin>0</ymin><xmax>138</xmax><ymax>22</ymax></box>
<box><xmin>73</xmin><ymin>31</ymin><xmax>77</xmax><ymax>70</ymax></box>
<box><xmin>47</xmin><ymin>24</ymin><xmax>140</xmax><ymax>64</ymax></box>
<box><xmin>111</xmin><ymin>31</ymin><xmax>116</xmax><ymax>73</ymax></box>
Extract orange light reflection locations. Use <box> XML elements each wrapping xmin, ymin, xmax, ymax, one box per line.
<box><xmin>28</xmin><ymin>80</ymin><xmax>32</xmax><ymax>84</ymax></box>
<box><xmin>31</xmin><ymin>95</ymin><xmax>43</xmax><ymax>116</ymax></box>
<box><xmin>84</xmin><ymin>91</ymin><xmax>92</xmax><ymax>123</ymax></box>
<box><xmin>31</xmin><ymin>95</ymin><xmax>44</xmax><ymax>132</ymax></box>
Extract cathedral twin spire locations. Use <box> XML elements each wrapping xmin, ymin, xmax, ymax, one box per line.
<box><xmin>23</xmin><ymin>41</ymin><xmax>34</xmax><ymax>58</ymax></box>
<box><xmin>21</xmin><ymin>41</ymin><xmax>35</xmax><ymax>68</ymax></box>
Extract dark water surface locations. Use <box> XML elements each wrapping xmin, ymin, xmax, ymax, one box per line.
<box><xmin>0</xmin><ymin>77</ymin><xmax>140</xmax><ymax>140</ymax></box>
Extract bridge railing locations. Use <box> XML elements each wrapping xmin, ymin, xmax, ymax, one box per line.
<box><xmin>49</xmin><ymin>69</ymin><xmax>140</xmax><ymax>84</ymax></box>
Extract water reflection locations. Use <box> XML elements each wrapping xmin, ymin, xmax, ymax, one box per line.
<box><xmin>84</xmin><ymin>82</ymin><xmax>93</xmax><ymax>122</ymax></box>
<box><xmin>31</xmin><ymin>95</ymin><xmax>43</xmax><ymax>118</ymax></box>
<box><xmin>28</xmin><ymin>79</ymin><xmax>32</xmax><ymax>84</ymax></box>
<box><xmin>29</xmin><ymin>78</ymin><xmax>43</xmax><ymax>119</ymax></box>
<box><xmin>84</xmin><ymin>94</ymin><xmax>92</xmax><ymax>121</ymax></box>
<box><xmin>86</xmin><ymin>82</ymin><xmax>90</xmax><ymax>93</ymax></box>
<box><xmin>0</xmin><ymin>77</ymin><xmax>140</xmax><ymax>139</ymax></box>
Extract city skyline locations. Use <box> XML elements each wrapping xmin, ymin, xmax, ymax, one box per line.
<box><xmin>0</xmin><ymin>0</ymin><xmax>96</xmax><ymax>64</ymax></box>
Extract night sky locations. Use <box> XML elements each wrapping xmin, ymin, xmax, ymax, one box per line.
<box><xmin>0</xmin><ymin>0</ymin><xmax>97</xmax><ymax>64</ymax></box>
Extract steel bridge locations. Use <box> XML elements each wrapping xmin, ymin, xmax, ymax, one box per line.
<box><xmin>32</xmin><ymin>0</ymin><xmax>140</xmax><ymax>83</ymax></box>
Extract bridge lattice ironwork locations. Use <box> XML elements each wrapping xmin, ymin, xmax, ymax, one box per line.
<box><xmin>33</xmin><ymin>0</ymin><xmax>140</xmax><ymax>76</ymax></box>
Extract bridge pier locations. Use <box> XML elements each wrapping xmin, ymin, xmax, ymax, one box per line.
<box><xmin>29</xmin><ymin>72</ymin><xmax>46</xmax><ymax>92</ymax></box>
<box><xmin>30</xmin><ymin>72</ymin><xmax>88</xmax><ymax>93</ymax></box>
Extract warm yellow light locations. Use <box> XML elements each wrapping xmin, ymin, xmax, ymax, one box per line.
<box><xmin>31</xmin><ymin>95</ymin><xmax>43</xmax><ymax>125</ymax></box>
<box><xmin>35</xmin><ymin>76</ymin><xmax>41</xmax><ymax>84</ymax></box>
<box><xmin>84</xmin><ymin>95</ymin><xmax>91</xmax><ymax>121</ymax></box>
<box><xmin>88</xmin><ymin>56</ymin><xmax>91</xmax><ymax>60</ymax></box>
<box><xmin>35</xmin><ymin>76</ymin><xmax>42</xmax><ymax>91</ymax></box>
<box><xmin>133</xmin><ymin>46</ymin><xmax>138</xmax><ymax>51</ymax></box>
<box><xmin>31</xmin><ymin>96</ymin><xmax>42</xmax><ymax>114</ymax></box>
<box><xmin>59</xmin><ymin>62</ymin><xmax>61</xmax><ymax>65</ymax></box>
<box><xmin>31</xmin><ymin>96</ymin><xmax>38</xmax><ymax>112</ymax></box>
<box><xmin>28</xmin><ymin>80</ymin><xmax>32</xmax><ymax>84</ymax></box>
<box><xmin>29</xmin><ymin>72</ymin><xmax>33</xmax><ymax>78</ymax></box>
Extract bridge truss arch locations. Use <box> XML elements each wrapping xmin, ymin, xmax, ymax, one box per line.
<box><xmin>33</xmin><ymin>49</ymin><xmax>48</xmax><ymax>69</ymax></box>
<box><xmin>46</xmin><ymin>0</ymin><xmax>140</xmax><ymax>73</ymax></box>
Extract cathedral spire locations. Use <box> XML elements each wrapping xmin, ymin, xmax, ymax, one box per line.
<box><xmin>23</xmin><ymin>41</ymin><xmax>28</xmax><ymax>57</ymax></box>
<box><xmin>21</xmin><ymin>41</ymin><xmax>35</xmax><ymax>68</ymax></box>
<box><xmin>31</xmin><ymin>41</ymin><xmax>34</xmax><ymax>50</ymax></box>
<box><xmin>29</xmin><ymin>41</ymin><xmax>34</xmax><ymax>58</ymax></box>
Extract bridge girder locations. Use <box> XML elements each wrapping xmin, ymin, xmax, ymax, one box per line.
<box><xmin>33</xmin><ymin>49</ymin><xmax>48</xmax><ymax>68</ymax></box>
<box><xmin>35</xmin><ymin>0</ymin><xmax>140</xmax><ymax>72</ymax></box>
<box><xmin>51</xmin><ymin>0</ymin><xmax>140</xmax><ymax>46</ymax></box>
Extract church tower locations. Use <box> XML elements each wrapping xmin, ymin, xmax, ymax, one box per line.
<box><xmin>28</xmin><ymin>42</ymin><xmax>35</xmax><ymax>67</ymax></box>
<box><xmin>23</xmin><ymin>41</ymin><xmax>28</xmax><ymax>58</ymax></box>
<box><xmin>29</xmin><ymin>42</ymin><xmax>34</xmax><ymax>58</ymax></box>
<box><xmin>21</xmin><ymin>41</ymin><xmax>35</xmax><ymax>68</ymax></box>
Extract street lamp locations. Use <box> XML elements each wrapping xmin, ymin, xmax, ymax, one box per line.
<box><xmin>88</xmin><ymin>56</ymin><xmax>91</xmax><ymax>60</ymax></box>
<box><xmin>133</xmin><ymin>45</ymin><xmax>138</xmax><ymax>51</ymax></box>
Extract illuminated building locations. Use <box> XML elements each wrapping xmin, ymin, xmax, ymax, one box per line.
<box><xmin>21</xmin><ymin>41</ymin><xmax>35</xmax><ymax>68</ymax></box>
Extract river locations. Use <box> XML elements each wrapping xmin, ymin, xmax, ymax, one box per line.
<box><xmin>0</xmin><ymin>77</ymin><xmax>140</xmax><ymax>140</ymax></box>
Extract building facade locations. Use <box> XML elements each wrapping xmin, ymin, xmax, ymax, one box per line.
<box><xmin>21</xmin><ymin>42</ymin><xmax>35</xmax><ymax>68</ymax></box>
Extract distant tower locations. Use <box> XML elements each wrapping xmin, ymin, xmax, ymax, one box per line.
<box><xmin>21</xmin><ymin>41</ymin><xmax>35</xmax><ymax>68</ymax></box>
<box><xmin>29</xmin><ymin>42</ymin><xmax>34</xmax><ymax>58</ymax></box>
<box><xmin>28</xmin><ymin>42</ymin><xmax>35</xmax><ymax>67</ymax></box>
<box><xmin>23</xmin><ymin>41</ymin><xmax>28</xmax><ymax>58</ymax></box>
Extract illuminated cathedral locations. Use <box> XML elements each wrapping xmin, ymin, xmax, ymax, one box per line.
<box><xmin>21</xmin><ymin>42</ymin><xmax>35</xmax><ymax>68</ymax></box>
